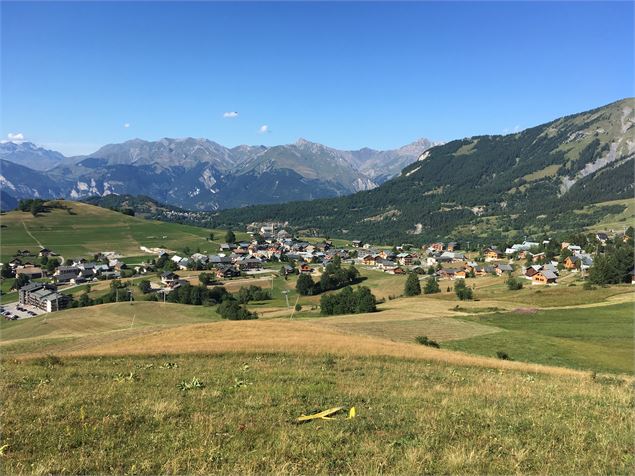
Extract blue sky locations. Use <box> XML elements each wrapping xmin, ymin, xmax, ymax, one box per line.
<box><xmin>2</xmin><ymin>1</ymin><xmax>633</xmax><ymax>156</ymax></box>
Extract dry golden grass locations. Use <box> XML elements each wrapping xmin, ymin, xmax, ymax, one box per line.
<box><xmin>44</xmin><ymin>318</ymin><xmax>593</xmax><ymax>379</ymax></box>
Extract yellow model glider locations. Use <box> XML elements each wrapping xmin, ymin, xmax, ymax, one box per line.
<box><xmin>296</xmin><ymin>406</ymin><xmax>356</xmax><ymax>423</ymax></box>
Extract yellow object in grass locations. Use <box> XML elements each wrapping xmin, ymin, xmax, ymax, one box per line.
<box><xmin>296</xmin><ymin>406</ymin><xmax>356</xmax><ymax>423</ymax></box>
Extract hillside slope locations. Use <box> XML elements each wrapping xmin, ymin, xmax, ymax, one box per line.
<box><xmin>213</xmin><ymin>98</ymin><xmax>635</xmax><ymax>243</ymax></box>
<box><xmin>0</xmin><ymin>201</ymin><xmax>221</xmax><ymax>261</ymax></box>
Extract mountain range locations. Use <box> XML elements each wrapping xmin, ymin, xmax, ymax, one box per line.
<box><xmin>212</xmin><ymin>98</ymin><xmax>635</xmax><ymax>243</ymax></box>
<box><xmin>0</xmin><ymin>137</ymin><xmax>437</xmax><ymax>210</ymax></box>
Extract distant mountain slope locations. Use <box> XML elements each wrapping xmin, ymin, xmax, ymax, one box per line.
<box><xmin>0</xmin><ymin>137</ymin><xmax>434</xmax><ymax>210</ymax></box>
<box><xmin>213</xmin><ymin>98</ymin><xmax>635</xmax><ymax>243</ymax></box>
<box><xmin>0</xmin><ymin>159</ymin><xmax>66</xmax><ymax>200</ymax></box>
<box><xmin>0</xmin><ymin>142</ymin><xmax>65</xmax><ymax>171</ymax></box>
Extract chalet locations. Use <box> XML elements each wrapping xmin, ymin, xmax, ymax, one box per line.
<box><xmin>54</xmin><ymin>266</ymin><xmax>80</xmax><ymax>277</ymax></box>
<box><xmin>496</xmin><ymin>264</ymin><xmax>514</xmax><ymax>276</ymax></box>
<box><xmin>281</xmin><ymin>264</ymin><xmax>296</xmax><ymax>276</ymax></box>
<box><xmin>177</xmin><ymin>258</ymin><xmax>191</xmax><ymax>270</ymax></box>
<box><xmin>351</xmin><ymin>240</ymin><xmax>363</xmax><ymax>248</ymax></box>
<box><xmin>362</xmin><ymin>254</ymin><xmax>378</xmax><ymax>266</ymax></box>
<box><xmin>300</xmin><ymin>263</ymin><xmax>314</xmax><ymax>274</ymax></box>
<box><xmin>376</xmin><ymin>259</ymin><xmax>398</xmax><ymax>272</ymax></box>
<box><xmin>567</xmin><ymin>245</ymin><xmax>582</xmax><ymax>255</ymax></box>
<box><xmin>564</xmin><ymin>254</ymin><xmax>593</xmax><ymax>271</ymax></box>
<box><xmin>446</xmin><ymin>242</ymin><xmax>458</xmax><ymax>252</ymax></box>
<box><xmin>190</xmin><ymin>253</ymin><xmax>209</xmax><ymax>264</ymax></box>
<box><xmin>524</xmin><ymin>266</ymin><xmax>541</xmax><ymax>278</ymax></box>
<box><xmin>483</xmin><ymin>248</ymin><xmax>504</xmax><ymax>261</ymax></box>
<box><xmin>209</xmin><ymin>255</ymin><xmax>233</xmax><ymax>267</ymax></box>
<box><xmin>532</xmin><ymin>270</ymin><xmax>558</xmax><ymax>285</ymax></box>
<box><xmin>455</xmin><ymin>270</ymin><xmax>467</xmax><ymax>279</ymax></box>
<box><xmin>437</xmin><ymin>268</ymin><xmax>460</xmax><ymax>280</ymax></box>
<box><xmin>390</xmin><ymin>267</ymin><xmax>406</xmax><ymax>275</ymax></box>
<box><xmin>16</xmin><ymin>265</ymin><xmax>44</xmax><ymax>279</ymax></box>
<box><xmin>277</xmin><ymin>230</ymin><xmax>292</xmax><ymax>240</ymax></box>
<box><xmin>54</xmin><ymin>272</ymin><xmax>78</xmax><ymax>284</ymax></box>
<box><xmin>441</xmin><ymin>251</ymin><xmax>465</xmax><ymax>262</ymax></box>
<box><xmin>38</xmin><ymin>248</ymin><xmax>52</xmax><ymax>257</ymax></box>
<box><xmin>429</xmin><ymin>242</ymin><xmax>444</xmax><ymax>252</ymax></box>
<box><xmin>595</xmin><ymin>232</ymin><xmax>609</xmax><ymax>244</ymax></box>
<box><xmin>530</xmin><ymin>252</ymin><xmax>546</xmax><ymax>263</ymax></box>
<box><xmin>161</xmin><ymin>272</ymin><xmax>180</xmax><ymax>287</ymax></box>
<box><xmin>237</xmin><ymin>258</ymin><xmax>262</xmax><ymax>270</ymax></box>
<box><xmin>215</xmin><ymin>265</ymin><xmax>240</xmax><ymax>279</ymax></box>
<box><xmin>563</xmin><ymin>256</ymin><xmax>578</xmax><ymax>270</ymax></box>
<box><xmin>8</xmin><ymin>258</ymin><xmax>22</xmax><ymax>269</ymax></box>
<box><xmin>100</xmin><ymin>271</ymin><xmax>120</xmax><ymax>280</ymax></box>
<box><xmin>396</xmin><ymin>253</ymin><xmax>414</xmax><ymax>266</ymax></box>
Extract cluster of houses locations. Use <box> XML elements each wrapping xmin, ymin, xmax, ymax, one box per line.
<box><xmin>5</xmin><ymin>252</ymin><xmax>126</xmax><ymax>285</ymax></box>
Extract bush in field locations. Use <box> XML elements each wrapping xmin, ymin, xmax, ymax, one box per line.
<box><xmin>237</xmin><ymin>285</ymin><xmax>272</xmax><ymax>304</ymax></box>
<box><xmin>217</xmin><ymin>299</ymin><xmax>258</xmax><ymax>320</ymax></box>
<box><xmin>506</xmin><ymin>277</ymin><xmax>523</xmax><ymax>291</ymax></box>
<box><xmin>454</xmin><ymin>279</ymin><xmax>473</xmax><ymax>300</ymax></box>
<box><xmin>496</xmin><ymin>351</ymin><xmax>511</xmax><ymax>360</ymax></box>
<box><xmin>423</xmin><ymin>277</ymin><xmax>441</xmax><ymax>294</ymax></box>
<box><xmin>415</xmin><ymin>336</ymin><xmax>440</xmax><ymax>348</ymax></box>
<box><xmin>404</xmin><ymin>273</ymin><xmax>421</xmax><ymax>296</ymax></box>
<box><xmin>320</xmin><ymin>286</ymin><xmax>377</xmax><ymax>316</ymax></box>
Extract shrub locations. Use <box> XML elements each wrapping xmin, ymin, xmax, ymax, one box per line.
<box><xmin>294</xmin><ymin>303</ymin><xmax>302</xmax><ymax>312</ymax></box>
<box><xmin>496</xmin><ymin>351</ymin><xmax>511</xmax><ymax>360</ymax></box>
<box><xmin>415</xmin><ymin>336</ymin><xmax>440</xmax><ymax>348</ymax></box>
<box><xmin>35</xmin><ymin>355</ymin><xmax>63</xmax><ymax>367</ymax></box>
<box><xmin>217</xmin><ymin>299</ymin><xmax>258</xmax><ymax>320</ymax></box>
<box><xmin>506</xmin><ymin>277</ymin><xmax>523</xmax><ymax>291</ymax></box>
<box><xmin>454</xmin><ymin>279</ymin><xmax>473</xmax><ymax>300</ymax></box>
<box><xmin>583</xmin><ymin>281</ymin><xmax>596</xmax><ymax>291</ymax></box>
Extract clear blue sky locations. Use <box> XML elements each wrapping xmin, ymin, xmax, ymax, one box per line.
<box><xmin>2</xmin><ymin>1</ymin><xmax>633</xmax><ymax>156</ymax></box>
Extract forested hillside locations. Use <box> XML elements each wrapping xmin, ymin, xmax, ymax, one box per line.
<box><xmin>212</xmin><ymin>99</ymin><xmax>634</xmax><ymax>243</ymax></box>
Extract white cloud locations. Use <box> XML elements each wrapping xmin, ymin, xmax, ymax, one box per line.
<box><xmin>258</xmin><ymin>124</ymin><xmax>270</xmax><ymax>134</ymax></box>
<box><xmin>223</xmin><ymin>111</ymin><xmax>239</xmax><ymax>118</ymax></box>
<box><xmin>7</xmin><ymin>132</ymin><xmax>25</xmax><ymax>142</ymax></box>
<box><xmin>123</xmin><ymin>123</ymin><xmax>131</xmax><ymax>128</ymax></box>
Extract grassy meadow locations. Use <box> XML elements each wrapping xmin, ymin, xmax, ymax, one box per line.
<box><xmin>0</xmin><ymin>201</ymin><xmax>249</xmax><ymax>261</ymax></box>
<box><xmin>445</xmin><ymin>302</ymin><xmax>634</xmax><ymax>374</ymax></box>
<box><xmin>2</xmin><ymin>353</ymin><xmax>633</xmax><ymax>475</ymax></box>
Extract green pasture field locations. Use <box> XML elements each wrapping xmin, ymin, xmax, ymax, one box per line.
<box><xmin>445</xmin><ymin>302</ymin><xmax>634</xmax><ymax>374</ymax></box>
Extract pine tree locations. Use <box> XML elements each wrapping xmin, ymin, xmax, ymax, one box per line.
<box><xmin>225</xmin><ymin>229</ymin><xmax>236</xmax><ymax>243</ymax></box>
<box><xmin>423</xmin><ymin>277</ymin><xmax>441</xmax><ymax>294</ymax></box>
<box><xmin>404</xmin><ymin>273</ymin><xmax>421</xmax><ymax>296</ymax></box>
